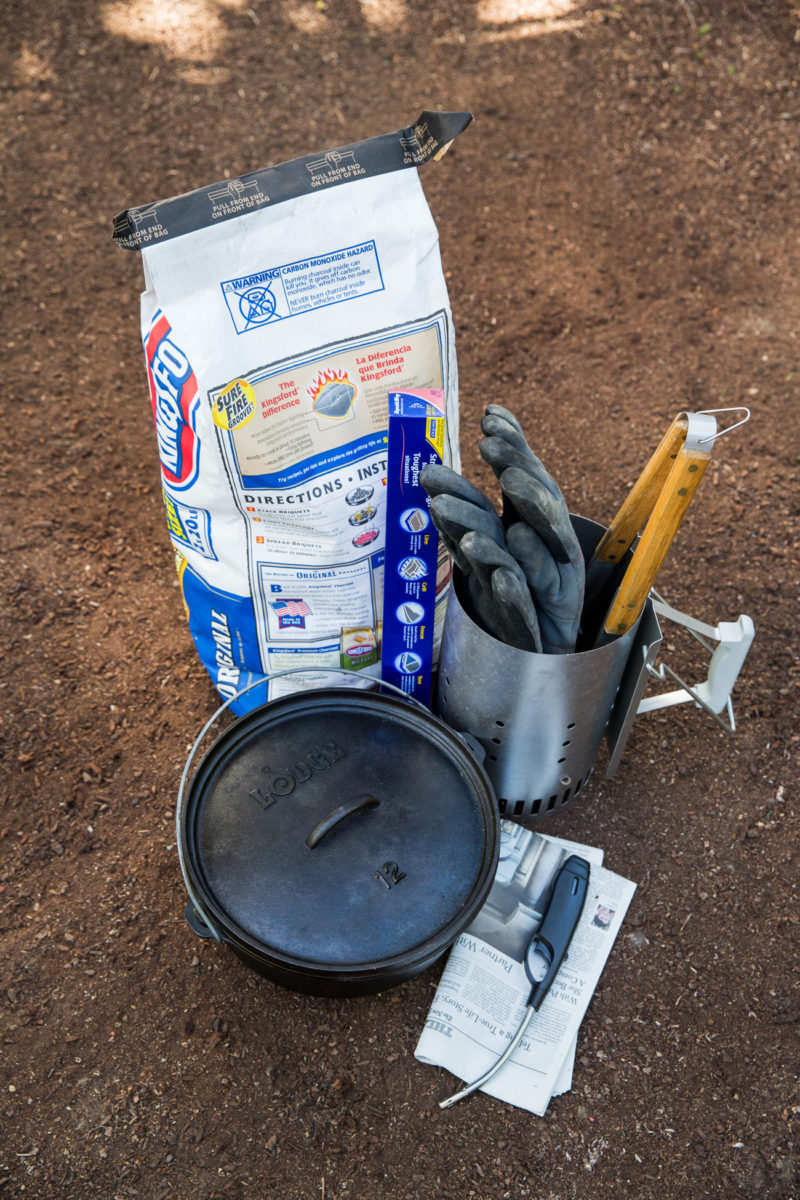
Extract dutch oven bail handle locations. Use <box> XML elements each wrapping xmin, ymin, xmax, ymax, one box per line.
<box><xmin>176</xmin><ymin>669</ymin><xmax>456</xmax><ymax>943</ymax></box>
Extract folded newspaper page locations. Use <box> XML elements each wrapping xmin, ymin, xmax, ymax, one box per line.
<box><xmin>415</xmin><ymin>822</ymin><xmax>636</xmax><ymax>1114</ymax></box>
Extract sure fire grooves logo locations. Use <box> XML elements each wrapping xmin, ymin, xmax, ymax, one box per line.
<box><xmin>144</xmin><ymin>312</ymin><xmax>201</xmax><ymax>490</ymax></box>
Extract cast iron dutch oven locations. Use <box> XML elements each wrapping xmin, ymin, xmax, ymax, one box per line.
<box><xmin>178</xmin><ymin>687</ymin><xmax>499</xmax><ymax>996</ymax></box>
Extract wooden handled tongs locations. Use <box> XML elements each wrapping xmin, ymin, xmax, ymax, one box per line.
<box><xmin>588</xmin><ymin>410</ymin><xmax>720</xmax><ymax>646</ymax></box>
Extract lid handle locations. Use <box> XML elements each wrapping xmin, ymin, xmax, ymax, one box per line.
<box><xmin>305</xmin><ymin>794</ymin><xmax>380</xmax><ymax>849</ymax></box>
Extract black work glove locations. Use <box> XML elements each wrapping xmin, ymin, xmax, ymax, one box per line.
<box><xmin>459</xmin><ymin>532</ymin><xmax>542</xmax><ymax>652</ymax></box>
<box><xmin>419</xmin><ymin>462</ymin><xmax>497</xmax><ymax>514</ymax></box>
<box><xmin>490</xmin><ymin>568</ymin><xmax>544</xmax><ymax>653</ymax></box>
<box><xmin>429</xmin><ymin>494</ymin><xmax>506</xmax><ymax>573</ymax></box>
<box><xmin>506</xmin><ymin>522</ymin><xmax>584</xmax><ymax>654</ymax></box>
<box><xmin>498</xmin><ymin>466</ymin><xmax>582</xmax><ymax>566</ymax></box>
<box><xmin>480</xmin><ymin>406</ymin><xmax>584</xmax><ymax>651</ymax></box>
<box><xmin>481</xmin><ymin>405</ymin><xmax>566</xmax><ymax>507</ymax></box>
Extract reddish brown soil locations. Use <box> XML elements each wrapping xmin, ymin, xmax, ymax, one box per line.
<box><xmin>2</xmin><ymin>2</ymin><xmax>799</xmax><ymax>1197</ymax></box>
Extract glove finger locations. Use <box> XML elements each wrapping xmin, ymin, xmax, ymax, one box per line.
<box><xmin>430</xmin><ymin>495</ymin><xmax>507</xmax><ymax>552</ymax></box>
<box><xmin>480</xmin><ymin>435</ymin><xmax>537</xmax><ymax>480</ymax></box>
<box><xmin>537</xmin><ymin>563</ymin><xmax>583</xmax><ymax>654</ymax></box>
<box><xmin>437</xmin><ymin>525</ymin><xmax>469</xmax><ymax>574</ymax></box>
<box><xmin>459</xmin><ymin>533</ymin><xmax>531</xmax><ymax>646</ymax></box>
<box><xmin>506</xmin><ymin>520</ymin><xmax>585</xmax><ymax>612</ymax></box>
<box><xmin>484</xmin><ymin>403</ymin><xmax>525</xmax><ymax>434</ymax></box>
<box><xmin>480</xmin><ymin>436</ymin><xmax>565</xmax><ymax>505</ymax></box>
<box><xmin>506</xmin><ymin>522</ymin><xmax>584</xmax><ymax>653</ymax></box>
<box><xmin>458</xmin><ymin>530</ymin><xmax>528</xmax><ymax>591</ymax></box>
<box><xmin>491</xmin><ymin>569</ymin><xmax>543</xmax><ymax>653</ymax></box>
<box><xmin>479</xmin><ymin>437</ymin><xmax>529</xmax><ymax>525</ymax></box>
<box><xmin>420</xmin><ymin>462</ymin><xmax>497</xmax><ymax>516</ymax></box>
<box><xmin>499</xmin><ymin>467</ymin><xmax>581</xmax><ymax>564</ymax></box>
<box><xmin>505</xmin><ymin>522</ymin><xmax>561</xmax><ymax>599</ymax></box>
<box><xmin>480</xmin><ymin>412</ymin><xmax>535</xmax><ymax>458</ymax></box>
<box><xmin>465</xmin><ymin>570</ymin><xmax>517</xmax><ymax>645</ymax></box>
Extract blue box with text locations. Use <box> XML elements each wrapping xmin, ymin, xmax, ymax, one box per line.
<box><xmin>380</xmin><ymin>389</ymin><xmax>446</xmax><ymax>706</ymax></box>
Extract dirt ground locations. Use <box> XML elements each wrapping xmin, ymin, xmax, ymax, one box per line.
<box><xmin>2</xmin><ymin>1</ymin><xmax>799</xmax><ymax>1197</ymax></box>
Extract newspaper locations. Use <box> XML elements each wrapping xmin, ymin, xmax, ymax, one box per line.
<box><xmin>415</xmin><ymin>822</ymin><xmax>636</xmax><ymax>1114</ymax></box>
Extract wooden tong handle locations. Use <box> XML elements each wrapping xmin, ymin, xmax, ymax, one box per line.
<box><xmin>594</xmin><ymin>415</ymin><xmax>688</xmax><ymax>564</ymax></box>
<box><xmin>602</xmin><ymin>440</ymin><xmax>711</xmax><ymax>637</ymax></box>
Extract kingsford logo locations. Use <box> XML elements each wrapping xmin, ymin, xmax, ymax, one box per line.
<box><xmin>346</xmin><ymin>644</ymin><xmax>374</xmax><ymax>659</ymax></box>
<box><xmin>249</xmin><ymin>741</ymin><xmax>346</xmax><ymax>810</ymax></box>
<box><xmin>144</xmin><ymin>312</ymin><xmax>200</xmax><ymax>490</ymax></box>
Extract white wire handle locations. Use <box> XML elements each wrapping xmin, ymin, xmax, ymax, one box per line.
<box><xmin>695</xmin><ymin>406</ymin><xmax>751</xmax><ymax>444</ymax></box>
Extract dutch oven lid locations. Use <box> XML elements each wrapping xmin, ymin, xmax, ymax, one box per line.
<box><xmin>182</xmin><ymin>689</ymin><xmax>498</xmax><ymax>976</ymax></box>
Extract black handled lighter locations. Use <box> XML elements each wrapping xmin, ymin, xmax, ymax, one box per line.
<box><xmin>525</xmin><ymin>854</ymin><xmax>591</xmax><ymax>1009</ymax></box>
<box><xmin>439</xmin><ymin>854</ymin><xmax>590</xmax><ymax>1109</ymax></box>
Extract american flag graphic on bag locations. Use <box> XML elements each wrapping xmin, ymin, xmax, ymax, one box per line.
<box><xmin>270</xmin><ymin>599</ymin><xmax>311</xmax><ymax>618</ymax></box>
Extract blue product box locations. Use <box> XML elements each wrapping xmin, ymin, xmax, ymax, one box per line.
<box><xmin>381</xmin><ymin>389</ymin><xmax>446</xmax><ymax>706</ymax></box>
